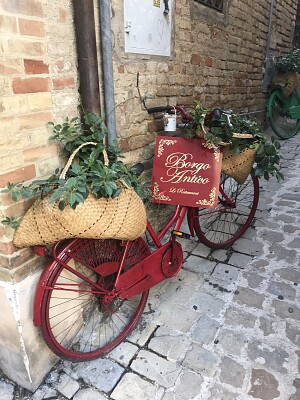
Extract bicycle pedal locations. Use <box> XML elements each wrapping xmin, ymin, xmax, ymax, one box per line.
<box><xmin>172</xmin><ymin>230</ymin><xmax>191</xmax><ymax>239</ymax></box>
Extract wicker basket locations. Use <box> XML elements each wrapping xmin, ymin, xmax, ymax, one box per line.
<box><xmin>13</xmin><ymin>143</ymin><xmax>147</xmax><ymax>248</ymax></box>
<box><xmin>221</xmin><ymin>145</ymin><xmax>258</xmax><ymax>184</ymax></box>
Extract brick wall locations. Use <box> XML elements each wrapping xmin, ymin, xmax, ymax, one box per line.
<box><xmin>0</xmin><ymin>0</ymin><xmax>78</xmax><ymax>282</ymax></box>
<box><xmin>0</xmin><ymin>0</ymin><xmax>297</xmax><ymax>280</ymax></box>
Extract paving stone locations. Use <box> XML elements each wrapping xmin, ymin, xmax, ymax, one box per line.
<box><xmin>131</xmin><ymin>350</ymin><xmax>181</xmax><ymax>388</ymax></box>
<box><xmin>290</xmin><ymin>388</ymin><xmax>300</xmax><ymax>400</ymax></box>
<box><xmin>207</xmin><ymin>384</ymin><xmax>238</xmax><ymax>400</ymax></box>
<box><xmin>211</xmin><ymin>249</ymin><xmax>228</xmax><ymax>262</ymax></box>
<box><xmin>215</xmin><ymin>328</ymin><xmax>248</xmax><ymax>356</ymax></box>
<box><xmin>224</xmin><ymin>307</ymin><xmax>256</xmax><ymax>329</ymax></box>
<box><xmin>259</xmin><ymin>317</ymin><xmax>276</xmax><ymax>336</ymax></box>
<box><xmin>162</xmin><ymin>393</ymin><xmax>183</xmax><ymax>400</ymax></box>
<box><xmin>160</xmin><ymin>280</ymin><xmax>197</xmax><ymax>305</ymax></box>
<box><xmin>108</xmin><ymin>342</ymin><xmax>139</xmax><ymax>367</ymax></box>
<box><xmin>286</xmin><ymin>323</ymin><xmax>300</xmax><ymax>347</ymax></box>
<box><xmin>168</xmin><ymin>369</ymin><xmax>204</xmax><ymax>399</ymax></box>
<box><xmin>76</xmin><ymin>359</ymin><xmax>124</xmax><ymax>393</ymax></box>
<box><xmin>287</xmin><ymin>237</ymin><xmax>300</xmax><ymax>249</ymax></box>
<box><xmin>183</xmin><ymin>255</ymin><xmax>216</xmax><ymax>276</ymax></box>
<box><xmin>248</xmin><ymin>368</ymin><xmax>280</xmax><ymax>400</ymax></box>
<box><xmin>234</xmin><ymin>287</ymin><xmax>265</xmax><ymax>309</ymax></box>
<box><xmin>219</xmin><ymin>357</ymin><xmax>246</xmax><ymax>388</ymax></box>
<box><xmin>211</xmin><ymin>263</ymin><xmax>241</xmax><ymax>283</ymax></box>
<box><xmin>111</xmin><ymin>373</ymin><xmax>164</xmax><ymax>400</ymax></box>
<box><xmin>174</xmin><ymin>268</ymin><xmax>203</xmax><ymax>287</ymax></box>
<box><xmin>232</xmin><ymin>238</ymin><xmax>264</xmax><ymax>256</ymax></box>
<box><xmin>183</xmin><ymin>344</ymin><xmax>219</xmax><ymax>377</ymax></box>
<box><xmin>31</xmin><ymin>385</ymin><xmax>57</xmax><ymax>400</ymax></box>
<box><xmin>261</xmin><ymin>230</ymin><xmax>285</xmax><ymax>243</ymax></box>
<box><xmin>188</xmin><ymin>290</ymin><xmax>225</xmax><ymax>318</ymax></box>
<box><xmin>128</xmin><ymin>318</ymin><xmax>158</xmax><ymax>347</ymax></box>
<box><xmin>200</xmin><ymin>278</ymin><xmax>233</xmax><ymax>298</ymax></box>
<box><xmin>297</xmin><ymin>351</ymin><xmax>300</xmax><ymax>374</ymax></box>
<box><xmin>0</xmin><ymin>381</ymin><xmax>14</xmax><ymax>400</ymax></box>
<box><xmin>250</xmin><ymin>259</ymin><xmax>269</xmax><ymax>273</ymax></box>
<box><xmin>267</xmin><ymin>279</ymin><xmax>296</xmax><ymax>301</ymax></box>
<box><xmin>280</xmin><ymin>193</ymin><xmax>300</xmax><ymax>201</ymax></box>
<box><xmin>248</xmin><ymin>341</ymin><xmax>289</xmax><ymax>374</ymax></box>
<box><xmin>242</xmin><ymin>272</ymin><xmax>265</xmax><ymax>289</ymax></box>
<box><xmin>273</xmin><ymin>267</ymin><xmax>300</xmax><ymax>284</ymax></box>
<box><xmin>283</xmin><ymin>224</ymin><xmax>299</xmax><ymax>233</ymax></box>
<box><xmin>275</xmin><ymin>214</ymin><xmax>296</xmax><ymax>223</ymax></box>
<box><xmin>191</xmin><ymin>243</ymin><xmax>211</xmax><ymax>258</ymax></box>
<box><xmin>148</xmin><ymin>326</ymin><xmax>191</xmax><ymax>362</ymax></box>
<box><xmin>228</xmin><ymin>252</ymin><xmax>254</xmax><ymax>268</ymax></box>
<box><xmin>155</xmin><ymin>302</ymin><xmax>199</xmax><ymax>333</ymax></box>
<box><xmin>73</xmin><ymin>388</ymin><xmax>107</xmax><ymax>400</ymax></box>
<box><xmin>177</xmin><ymin>236</ymin><xmax>199</xmax><ymax>255</ymax></box>
<box><xmin>268</xmin><ymin>244</ymin><xmax>298</xmax><ymax>263</ymax></box>
<box><xmin>55</xmin><ymin>373</ymin><xmax>80</xmax><ymax>399</ymax></box>
<box><xmin>192</xmin><ymin>314</ymin><xmax>220</xmax><ymax>344</ymax></box>
<box><xmin>272</xmin><ymin>299</ymin><xmax>300</xmax><ymax>321</ymax></box>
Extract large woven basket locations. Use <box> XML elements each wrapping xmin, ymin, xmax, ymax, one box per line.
<box><xmin>13</xmin><ymin>143</ymin><xmax>147</xmax><ymax>248</ymax></box>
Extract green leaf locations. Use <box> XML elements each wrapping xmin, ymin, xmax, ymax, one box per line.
<box><xmin>49</xmin><ymin>188</ymin><xmax>66</xmax><ymax>203</ymax></box>
<box><xmin>58</xmin><ymin>200</ymin><xmax>66</xmax><ymax>211</ymax></box>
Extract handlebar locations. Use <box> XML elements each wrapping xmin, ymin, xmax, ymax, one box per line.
<box><xmin>147</xmin><ymin>105</ymin><xmax>231</xmax><ymax>124</ymax></box>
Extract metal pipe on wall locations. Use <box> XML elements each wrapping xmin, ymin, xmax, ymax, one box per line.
<box><xmin>99</xmin><ymin>0</ymin><xmax>117</xmax><ymax>144</ymax></box>
<box><xmin>72</xmin><ymin>0</ymin><xmax>101</xmax><ymax>114</ymax></box>
<box><xmin>262</xmin><ymin>0</ymin><xmax>276</xmax><ymax>92</ymax></box>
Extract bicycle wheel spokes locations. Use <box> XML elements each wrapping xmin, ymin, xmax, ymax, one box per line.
<box><xmin>40</xmin><ymin>238</ymin><xmax>149</xmax><ymax>361</ymax></box>
<box><xmin>269</xmin><ymin>91</ymin><xmax>300</xmax><ymax>139</ymax></box>
<box><xmin>194</xmin><ymin>171</ymin><xmax>259</xmax><ymax>248</ymax></box>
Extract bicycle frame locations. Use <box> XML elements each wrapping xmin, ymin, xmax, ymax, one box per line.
<box><xmin>33</xmin><ymin>205</ymin><xmax>188</xmax><ymax>325</ymax></box>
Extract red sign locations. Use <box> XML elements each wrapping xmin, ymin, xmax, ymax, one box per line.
<box><xmin>151</xmin><ymin>137</ymin><xmax>223</xmax><ymax>208</ymax></box>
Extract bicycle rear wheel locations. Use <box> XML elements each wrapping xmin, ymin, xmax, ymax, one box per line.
<box><xmin>39</xmin><ymin>238</ymin><xmax>150</xmax><ymax>361</ymax></box>
<box><xmin>193</xmin><ymin>171</ymin><xmax>259</xmax><ymax>249</ymax></box>
<box><xmin>268</xmin><ymin>90</ymin><xmax>300</xmax><ymax>139</ymax></box>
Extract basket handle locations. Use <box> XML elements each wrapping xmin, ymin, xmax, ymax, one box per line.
<box><xmin>59</xmin><ymin>142</ymin><xmax>109</xmax><ymax>179</ymax></box>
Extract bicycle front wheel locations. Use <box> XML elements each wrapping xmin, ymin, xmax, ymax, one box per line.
<box><xmin>193</xmin><ymin>171</ymin><xmax>259</xmax><ymax>249</ymax></box>
<box><xmin>39</xmin><ymin>238</ymin><xmax>150</xmax><ymax>361</ymax></box>
<box><xmin>268</xmin><ymin>90</ymin><xmax>300</xmax><ymax>139</ymax></box>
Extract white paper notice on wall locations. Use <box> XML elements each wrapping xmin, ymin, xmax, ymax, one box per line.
<box><xmin>124</xmin><ymin>0</ymin><xmax>172</xmax><ymax>56</ymax></box>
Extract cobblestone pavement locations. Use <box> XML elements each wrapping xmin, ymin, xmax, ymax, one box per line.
<box><xmin>1</xmin><ymin>130</ymin><xmax>300</xmax><ymax>400</ymax></box>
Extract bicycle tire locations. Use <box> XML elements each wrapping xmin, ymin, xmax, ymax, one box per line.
<box><xmin>39</xmin><ymin>238</ymin><xmax>150</xmax><ymax>361</ymax></box>
<box><xmin>192</xmin><ymin>170</ymin><xmax>259</xmax><ymax>249</ymax></box>
<box><xmin>268</xmin><ymin>89</ymin><xmax>300</xmax><ymax>139</ymax></box>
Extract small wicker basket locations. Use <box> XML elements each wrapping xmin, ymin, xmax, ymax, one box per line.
<box><xmin>220</xmin><ymin>133</ymin><xmax>258</xmax><ymax>184</ymax></box>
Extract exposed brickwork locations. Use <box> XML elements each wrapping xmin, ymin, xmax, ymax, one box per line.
<box><xmin>0</xmin><ymin>0</ymin><xmax>78</xmax><ymax>277</ymax></box>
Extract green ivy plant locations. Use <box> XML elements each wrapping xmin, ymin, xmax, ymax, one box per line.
<box><xmin>1</xmin><ymin>112</ymin><xmax>150</xmax><ymax>228</ymax></box>
<box><xmin>276</xmin><ymin>48</ymin><xmax>300</xmax><ymax>73</ymax></box>
<box><xmin>188</xmin><ymin>102</ymin><xmax>283</xmax><ymax>182</ymax></box>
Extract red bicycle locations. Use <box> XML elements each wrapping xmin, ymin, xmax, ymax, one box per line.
<box><xmin>32</xmin><ymin>106</ymin><xmax>259</xmax><ymax>361</ymax></box>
